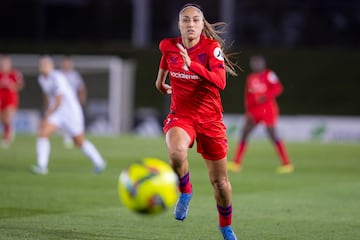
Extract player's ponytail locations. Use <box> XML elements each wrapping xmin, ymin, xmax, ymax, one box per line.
<box><xmin>202</xmin><ymin>20</ymin><xmax>238</xmax><ymax>77</ymax></box>
<box><xmin>179</xmin><ymin>3</ymin><xmax>239</xmax><ymax>77</ymax></box>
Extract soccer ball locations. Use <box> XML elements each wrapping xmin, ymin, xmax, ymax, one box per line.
<box><xmin>118</xmin><ymin>158</ymin><xmax>178</xmax><ymax>214</ymax></box>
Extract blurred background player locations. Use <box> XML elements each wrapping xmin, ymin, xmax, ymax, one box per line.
<box><xmin>155</xmin><ymin>3</ymin><xmax>238</xmax><ymax>240</ymax></box>
<box><xmin>0</xmin><ymin>55</ymin><xmax>24</xmax><ymax>148</ymax></box>
<box><xmin>228</xmin><ymin>55</ymin><xmax>294</xmax><ymax>174</ymax></box>
<box><xmin>31</xmin><ymin>56</ymin><xmax>106</xmax><ymax>175</ymax></box>
<box><xmin>60</xmin><ymin>55</ymin><xmax>87</xmax><ymax>148</ymax></box>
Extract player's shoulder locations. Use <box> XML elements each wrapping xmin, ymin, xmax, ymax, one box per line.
<box><xmin>202</xmin><ymin>36</ymin><xmax>223</xmax><ymax>61</ymax></box>
<box><xmin>52</xmin><ymin>70</ymin><xmax>67</xmax><ymax>82</ymax></box>
<box><xmin>53</xmin><ymin>70</ymin><xmax>64</xmax><ymax>77</ymax></box>
<box><xmin>265</xmin><ymin>69</ymin><xmax>279</xmax><ymax>83</ymax></box>
<box><xmin>202</xmin><ymin>36</ymin><xmax>220</xmax><ymax>48</ymax></box>
<box><xmin>11</xmin><ymin>69</ymin><xmax>22</xmax><ymax>75</ymax></box>
<box><xmin>159</xmin><ymin>37</ymin><xmax>179</xmax><ymax>53</ymax></box>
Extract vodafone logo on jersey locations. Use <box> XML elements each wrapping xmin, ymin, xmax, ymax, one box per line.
<box><xmin>170</xmin><ymin>71</ymin><xmax>200</xmax><ymax>81</ymax></box>
<box><xmin>213</xmin><ymin>47</ymin><xmax>224</xmax><ymax>61</ymax></box>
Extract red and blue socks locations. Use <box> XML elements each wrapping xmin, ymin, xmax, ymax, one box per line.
<box><xmin>178</xmin><ymin>172</ymin><xmax>192</xmax><ymax>194</ymax></box>
<box><xmin>217</xmin><ymin>204</ymin><xmax>232</xmax><ymax>227</ymax></box>
<box><xmin>233</xmin><ymin>141</ymin><xmax>247</xmax><ymax>165</ymax></box>
<box><xmin>274</xmin><ymin>140</ymin><xmax>290</xmax><ymax>165</ymax></box>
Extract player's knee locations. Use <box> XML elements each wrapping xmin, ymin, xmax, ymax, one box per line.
<box><xmin>168</xmin><ymin>143</ymin><xmax>187</xmax><ymax>163</ymax></box>
<box><xmin>73</xmin><ymin>136</ymin><xmax>85</xmax><ymax>147</ymax></box>
<box><xmin>211</xmin><ymin>177</ymin><xmax>231</xmax><ymax>193</ymax></box>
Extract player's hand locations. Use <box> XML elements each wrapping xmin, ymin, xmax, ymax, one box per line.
<box><xmin>160</xmin><ymin>83</ymin><xmax>172</xmax><ymax>95</ymax></box>
<box><xmin>176</xmin><ymin>43</ymin><xmax>191</xmax><ymax>68</ymax></box>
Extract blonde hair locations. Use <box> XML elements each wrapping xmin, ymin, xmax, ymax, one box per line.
<box><xmin>202</xmin><ymin>20</ymin><xmax>238</xmax><ymax>76</ymax></box>
<box><xmin>180</xmin><ymin>3</ymin><xmax>239</xmax><ymax>77</ymax></box>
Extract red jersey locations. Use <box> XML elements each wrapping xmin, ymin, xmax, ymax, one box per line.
<box><xmin>0</xmin><ymin>69</ymin><xmax>23</xmax><ymax>93</ymax></box>
<box><xmin>245</xmin><ymin>69</ymin><xmax>283</xmax><ymax>112</ymax></box>
<box><xmin>159</xmin><ymin>35</ymin><xmax>226</xmax><ymax>122</ymax></box>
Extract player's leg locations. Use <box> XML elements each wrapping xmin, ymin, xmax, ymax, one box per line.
<box><xmin>166</xmin><ymin>126</ymin><xmax>193</xmax><ymax>220</ymax></box>
<box><xmin>206</xmin><ymin>158</ymin><xmax>237</xmax><ymax>240</ymax></box>
<box><xmin>266</xmin><ymin>126</ymin><xmax>294</xmax><ymax>173</ymax></box>
<box><xmin>198</xmin><ymin>121</ymin><xmax>237</xmax><ymax>239</ymax></box>
<box><xmin>1</xmin><ymin>106</ymin><xmax>16</xmax><ymax>147</ymax></box>
<box><xmin>62</xmin><ymin>132</ymin><xmax>74</xmax><ymax>148</ymax></box>
<box><xmin>32</xmin><ymin>119</ymin><xmax>58</xmax><ymax>174</ymax></box>
<box><xmin>0</xmin><ymin>108</ymin><xmax>6</xmax><ymax>147</ymax></box>
<box><xmin>229</xmin><ymin>116</ymin><xmax>256</xmax><ymax>172</ymax></box>
<box><xmin>62</xmin><ymin>109</ymin><xmax>106</xmax><ymax>173</ymax></box>
<box><xmin>72</xmin><ymin>133</ymin><xmax>106</xmax><ymax>173</ymax></box>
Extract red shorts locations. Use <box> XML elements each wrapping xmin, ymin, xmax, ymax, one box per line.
<box><xmin>247</xmin><ymin>104</ymin><xmax>278</xmax><ymax>127</ymax></box>
<box><xmin>0</xmin><ymin>91</ymin><xmax>18</xmax><ymax>111</ymax></box>
<box><xmin>163</xmin><ymin>113</ymin><xmax>228</xmax><ymax>160</ymax></box>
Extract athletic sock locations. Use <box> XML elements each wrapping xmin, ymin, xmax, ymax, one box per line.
<box><xmin>233</xmin><ymin>141</ymin><xmax>247</xmax><ymax>165</ymax></box>
<box><xmin>3</xmin><ymin>123</ymin><xmax>11</xmax><ymax>141</ymax></box>
<box><xmin>217</xmin><ymin>204</ymin><xmax>232</xmax><ymax>227</ymax></box>
<box><xmin>178</xmin><ymin>172</ymin><xmax>192</xmax><ymax>194</ymax></box>
<box><xmin>81</xmin><ymin>140</ymin><xmax>105</xmax><ymax>167</ymax></box>
<box><xmin>36</xmin><ymin>138</ymin><xmax>50</xmax><ymax>170</ymax></box>
<box><xmin>275</xmin><ymin>140</ymin><xmax>290</xmax><ymax>165</ymax></box>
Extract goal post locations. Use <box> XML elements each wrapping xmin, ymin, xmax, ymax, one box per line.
<box><xmin>10</xmin><ymin>54</ymin><xmax>136</xmax><ymax>135</ymax></box>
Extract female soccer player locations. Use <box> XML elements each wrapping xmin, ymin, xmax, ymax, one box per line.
<box><xmin>31</xmin><ymin>56</ymin><xmax>106</xmax><ymax>175</ymax></box>
<box><xmin>60</xmin><ymin>56</ymin><xmax>87</xmax><ymax>148</ymax></box>
<box><xmin>228</xmin><ymin>55</ymin><xmax>294</xmax><ymax>174</ymax></box>
<box><xmin>155</xmin><ymin>3</ymin><xmax>238</xmax><ymax>240</ymax></box>
<box><xmin>0</xmin><ymin>55</ymin><xmax>24</xmax><ymax>148</ymax></box>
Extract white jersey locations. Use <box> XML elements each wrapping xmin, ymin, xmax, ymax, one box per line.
<box><xmin>38</xmin><ymin>70</ymin><xmax>84</xmax><ymax>136</ymax></box>
<box><xmin>61</xmin><ymin>69</ymin><xmax>84</xmax><ymax>95</ymax></box>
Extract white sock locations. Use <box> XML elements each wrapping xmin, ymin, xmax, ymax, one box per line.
<box><xmin>36</xmin><ymin>138</ymin><xmax>50</xmax><ymax>170</ymax></box>
<box><xmin>81</xmin><ymin>140</ymin><xmax>105</xmax><ymax>167</ymax></box>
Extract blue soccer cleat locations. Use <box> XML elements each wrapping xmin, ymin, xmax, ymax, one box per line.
<box><xmin>220</xmin><ymin>225</ymin><xmax>238</xmax><ymax>240</ymax></box>
<box><xmin>174</xmin><ymin>192</ymin><xmax>192</xmax><ymax>220</ymax></box>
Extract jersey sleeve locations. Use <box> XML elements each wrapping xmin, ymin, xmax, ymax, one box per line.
<box><xmin>159</xmin><ymin>39</ymin><xmax>168</xmax><ymax>70</ymax></box>
<box><xmin>38</xmin><ymin>77</ymin><xmax>44</xmax><ymax>92</ymax></box>
<box><xmin>74</xmin><ymin>71</ymin><xmax>85</xmax><ymax>89</ymax></box>
<box><xmin>14</xmin><ymin>70</ymin><xmax>23</xmax><ymax>84</ymax></box>
<box><xmin>53</xmin><ymin>73</ymin><xmax>68</xmax><ymax>96</ymax></box>
<box><xmin>188</xmin><ymin>41</ymin><xmax>226</xmax><ymax>90</ymax></box>
<box><xmin>265</xmin><ymin>70</ymin><xmax>283</xmax><ymax>99</ymax></box>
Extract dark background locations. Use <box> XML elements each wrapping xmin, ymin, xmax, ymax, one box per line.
<box><xmin>1</xmin><ymin>0</ymin><xmax>359</xmax><ymax>116</ymax></box>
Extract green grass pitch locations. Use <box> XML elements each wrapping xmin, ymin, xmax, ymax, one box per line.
<box><xmin>1</xmin><ymin>135</ymin><xmax>359</xmax><ymax>239</ymax></box>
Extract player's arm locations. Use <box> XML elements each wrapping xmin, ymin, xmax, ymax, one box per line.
<box><xmin>266</xmin><ymin>71</ymin><xmax>283</xmax><ymax>99</ymax></box>
<box><xmin>177</xmin><ymin>42</ymin><xmax>226</xmax><ymax>90</ymax></box>
<box><xmin>156</xmin><ymin>40</ymin><xmax>171</xmax><ymax>94</ymax></box>
<box><xmin>44</xmin><ymin>94</ymin><xmax>63</xmax><ymax>119</ymax></box>
<box><xmin>155</xmin><ymin>68</ymin><xmax>171</xmax><ymax>94</ymax></box>
<box><xmin>76</xmin><ymin>72</ymin><xmax>87</xmax><ymax>105</ymax></box>
<box><xmin>77</xmin><ymin>84</ymin><xmax>87</xmax><ymax>106</ymax></box>
<box><xmin>43</xmin><ymin>94</ymin><xmax>49</xmax><ymax>114</ymax></box>
<box><xmin>15</xmin><ymin>70</ymin><xmax>25</xmax><ymax>91</ymax></box>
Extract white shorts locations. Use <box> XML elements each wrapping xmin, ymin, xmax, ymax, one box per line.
<box><xmin>48</xmin><ymin>111</ymin><xmax>84</xmax><ymax>137</ymax></box>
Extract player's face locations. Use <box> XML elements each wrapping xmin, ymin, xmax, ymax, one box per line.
<box><xmin>178</xmin><ymin>7</ymin><xmax>204</xmax><ymax>41</ymax></box>
<box><xmin>250</xmin><ymin>56</ymin><xmax>266</xmax><ymax>72</ymax></box>
<box><xmin>62</xmin><ymin>58</ymin><xmax>73</xmax><ymax>71</ymax></box>
<box><xmin>0</xmin><ymin>57</ymin><xmax>12</xmax><ymax>72</ymax></box>
<box><xmin>39</xmin><ymin>58</ymin><xmax>54</xmax><ymax>76</ymax></box>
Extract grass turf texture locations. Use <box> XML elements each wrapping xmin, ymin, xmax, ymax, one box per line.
<box><xmin>0</xmin><ymin>135</ymin><xmax>359</xmax><ymax>240</ymax></box>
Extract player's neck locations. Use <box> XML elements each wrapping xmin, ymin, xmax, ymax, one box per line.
<box><xmin>181</xmin><ymin>37</ymin><xmax>200</xmax><ymax>49</ymax></box>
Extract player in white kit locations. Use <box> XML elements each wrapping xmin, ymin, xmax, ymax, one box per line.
<box><xmin>60</xmin><ymin>56</ymin><xmax>87</xmax><ymax>148</ymax></box>
<box><xmin>31</xmin><ymin>56</ymin><xmax>106</xmax><ymax>175</ymax></box>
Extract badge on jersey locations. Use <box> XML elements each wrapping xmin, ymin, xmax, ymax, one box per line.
<box><xmin>213</xmin><ymin>47</ymin><xmax>224</xmax><ymax>61</ymax></box>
